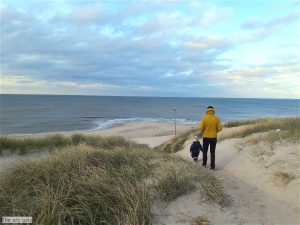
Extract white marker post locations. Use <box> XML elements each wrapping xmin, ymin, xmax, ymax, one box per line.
<box><xmin>172</xmin><ymin>107</ymin><xmax>177</xmax><ymax>137</ymax></box>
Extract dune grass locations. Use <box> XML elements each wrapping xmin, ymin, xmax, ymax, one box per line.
<box><xmin>190</xmin><ymin>216</ymin><xmax>210</xmax><ymax>225</ymax></box>
<box><xmin>0</xmin><ymin>143</ymin><xmax>154</xmax><ymax>225</ymax></box>
<box><xmin>157</xmin><ymin>128</ymin><xmax>202</xmax><ymax>153</ymax></box>
<box><xmin>153</xmin><ymin>159</ymin><xmax>196</xmax><ymax>201</ymax></box>
<box><xmin>220</xmin><ymin>117</ymin><xmax>300</xmax><ymax>141</ymax></box>
<box><xmin>6</xmin><ymin>117</ymin><xmax>299</xmax><ymax>224</ymax></box>
<box><xmin>232</xmin><ymin>117</ymin><xmax>300</xmax><ymax>146</ymax></box>
<box><xmin>0</xmin><ymin>134</ymin><xmax>226</xmax><ymax>225</ymax></box>
<box><xmin>155</xmin><ymin>167</ymin><xmax>195</xmax><ymax>201</ymax></box>
<box><xmin>232</xmin><ymin>117</ymin><xmax>300</xmax><ymax>186</ymax></box>
<box><xmin>0</xmin><ymin>133</ymin><xmax>146</xmax><ymax>155</ymax></box>
<box><xmin>224</xmin><ymin>119</ymin><xmax>258</xmax><ymax>128</ymax></box>
<box><xmin>152</xmin><ymin>155</ymin><xmax>227</xmax><ymax>205</ymax></box>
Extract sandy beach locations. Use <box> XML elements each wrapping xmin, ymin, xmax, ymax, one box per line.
<box><xmin>93</xmin><ymin>122</ymin><xmax>194</xmax><ymax>147</ymax></box>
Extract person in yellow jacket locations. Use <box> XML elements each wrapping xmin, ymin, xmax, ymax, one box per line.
<box><xmin>199</xmin><ymin>106</ymin><xmax>222</xmax><ymax>170</ymax></box>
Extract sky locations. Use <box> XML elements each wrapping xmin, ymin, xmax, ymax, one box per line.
<box><xmin>0</xmin><ymin>0</ymin><xmax>299</xmax><ymax>98</ymax></box>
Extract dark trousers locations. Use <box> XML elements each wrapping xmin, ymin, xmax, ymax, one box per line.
<box><xmin>202</xmin><ymin>138</ymin><xmax>217</xmax><ymax>169</ymax></box>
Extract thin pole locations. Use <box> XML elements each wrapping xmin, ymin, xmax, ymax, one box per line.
<box><xmin>173</xmin><ymin>107</ymin><xmax>177</xmax><ymax>137</ymax></box>
<box><xmin>175</xmin><ymin>109</ymin><xmax>177</xmax><ymax>137</ymax></box>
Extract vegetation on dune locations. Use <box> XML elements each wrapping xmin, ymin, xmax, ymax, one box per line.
<box><xmin>154</xmin><ymin>164</ymin><xmax>196</xmax><ymax>201</ymax></box>
<box><xmin>232</xmin><ymin>117</ymin><xmax>300</xmax><ymax>185</ymax></box>
<box><xmin>220</xmin><ymin>117</ymin><xmax>300</xmax><ymax>141</ymax></box>
<box><xmin>0</xmin><ymin>134</ymin><xmax>226</xmax><ymax>225</ymax></box>
<box><xmin>0</xmin><ymin>145</ymin><xmax>152</xmax><ymax>225</ymax></box>
<box><xmin>158</xmin><ymin>117</ymin><xmax>300</xmax><ymax>154</ymax></box>
<box><xmin>223</xmin><ymin>119</ymin><xmax>262</xmax><ymax>128</ymax></box>
<box><xmin>153</xmin><ymin>156</ymin><xmax>226</xmax><ymax>204</ymax></box>
<box><xmin>2</xmin><ymin>117</ymin><xmax>298</xmax><ymax>224</ymax></box>
<box><xmin>0</xmin><ymin>133</ymin><xmax>146</xmax><ymax>155</ymax></box>
<box><xmin>157</xmin><ymin>128</ymin><xmax>202</xmax><ymax>153</ymax></box>
<box><xmin>190</xmin><ymin>216</ymin><xmax>210</xmax><ymax>225</ymax></box>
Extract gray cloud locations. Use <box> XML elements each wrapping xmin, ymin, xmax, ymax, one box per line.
<box><xmin>1</xmin><ymin>1</ymin><xmax>299</xmax><ymax>97</ymax></box>
<box><xmin>1</xmin><ymin>2</ymin><xmax>232</xmax><ymax>93</ymax></box>
<box><xmin>242</xmin><ymin>11</ymin><xmax>298</xmax><ymax>29</ymax></box>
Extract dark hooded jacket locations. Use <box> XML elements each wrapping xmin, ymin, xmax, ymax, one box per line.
<box><xmin>190</xmin><ymin>140</ymin><xmax>203</xmax><ymax>157</ymax></box>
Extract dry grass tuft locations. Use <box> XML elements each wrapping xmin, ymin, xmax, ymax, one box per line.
<box><xmin>224</xmin><ymin>119</ymin><xmax>258</xmax><ymax>128</ymax></box>
<box><xmin>152</xmin><ymin>156</ymin><xmax>229</xmax><ymax>205</ymax></box>
<box><xmin>153</xmin><ymin>158</ymin><xmax>196</xmax><ymax>201</ymax></box>
<box><xmin>274</xmin><ymin>170</ymin><xmax>297</xmax><ymax>185</ymax></box>
<box><xmin>222</xmin><ymin>117</ymin><xmax>300</xmax><ymax>141</ymax></box>
<box><xmin>230</xmin><ymin>117</ymin><xmax>300</xmax><ymax>187</ymax></box>
<box><xmin>191</xmin><ymin>216</ymin><xmax>210</xmax><ymax>225</ymax></box>
<box><xmin>157</xmin><ymin>129</ymin><xmax>202</xmax><ymax>153</ymax></box>
<box><xmin>0</xmin><ymin>134</ymin><xmax>227</xmax><ymax>224</ymax></box>
<box><xmin>0</xmin><ymin>133</ymin><xmax>145</xmax><ymax>155</ymax></box>
<box><xmin>0</xmin><ymin>145</ymin><xmax>153</xmax><ymax>225</ymax></box>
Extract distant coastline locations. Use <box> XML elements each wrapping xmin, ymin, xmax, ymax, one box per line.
<box><xmin>0</xmin><ymin>94</ymin><xmax>299</xmax><ymax>135</ymax></box>
<box><xmin>1</xmin><ymin>93</ymin><xmax>300</xmax><ymax>100</ymax></box>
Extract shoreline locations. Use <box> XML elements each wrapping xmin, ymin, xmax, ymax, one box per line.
<box><xmin>1</xmin><ymin>122</ymin><xmax>196</xmax><ymax>148</ymax></box>
<box><xmin>2</xmin><ymin>115</ymin><xmax>299</xmax><ymax>137</ymax></box>
<box><xmin>2</xmin><ymin>120</ymin><xmax>197</xmax><ymax>137</ymax></box>
<box><xmin>2</xmin><ymin>116</ymin><xmax>299</xmax><ymax>147</ymax></box>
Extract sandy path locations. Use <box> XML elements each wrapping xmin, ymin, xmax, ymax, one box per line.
<box><xmin>167</xmin><ymin>138</ymin><xmax>300</xmax><ymax>225</ymax></box>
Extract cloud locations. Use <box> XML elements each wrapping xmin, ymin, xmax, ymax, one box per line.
<box><xmin>68</xmin><ymin>3</ymin><xmax>103</xmax><ymax>24</ymax></box>
<box><xmin>0</xmin><ymin>0</ymin><xmax>299</xmax><ymax>98</ymax></box>
<box><xmin>1</xmin><ymin>3</ymin><xmax>232</xmax><ymax>87</ymax></box>
<box><xmin>197</xmin><ymin>5</ymin><xmax>232</xmax><ymax>27</ymax></box>
<box><xmin>215</xmin><ymin>59</ymin><xmax>300</xmax><ymax>98</ymax></box>
<box><xmin>242</xmin><ymin>11</ymin><xmax>299</xmax><ymax>29</ymax></box>
<box><xmin>183</xmin><ymin>34</ymin><xmax>231</xmax><ymax>51</ymax></box>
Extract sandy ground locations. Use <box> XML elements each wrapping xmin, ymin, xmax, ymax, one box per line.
<box><xmin>93</xmin><ymin>122</ymin><xmax>193</xmax><ymax>147</ymax></box>
<box><xmin>156</xmin><ymin>128</ymin><xmax>300</xmax><ymax>225</ymax></box>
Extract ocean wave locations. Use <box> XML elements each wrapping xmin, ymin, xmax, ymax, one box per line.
<box><xmin>88</xmin><ymin>117</ymin><xmax>197</xmax><ymax>131</ymax></box>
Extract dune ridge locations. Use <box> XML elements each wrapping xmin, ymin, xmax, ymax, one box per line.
<box><xmin>0</xmin><ymin>117</ymin><xmax>299</xmax><ymax>225</ymax></box>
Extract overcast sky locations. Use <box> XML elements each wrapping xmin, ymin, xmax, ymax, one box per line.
<box><xmin>1</xmin><ymin>0</ymin><xmax>299</xmax><ymax>98</ymax></box>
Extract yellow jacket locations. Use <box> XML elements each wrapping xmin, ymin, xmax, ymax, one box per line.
<box><xmin>199</xmin><ymin>108</ymin><xmax>222</xmax><ymax>138</ymax></box>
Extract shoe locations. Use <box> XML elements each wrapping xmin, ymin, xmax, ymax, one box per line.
<box><xmin>202</xmin><ymin>164</ymin><xmax>206</xmax><ymax>167</ymax></box>
<box><xmin>210</xmin><ymin>167</ymin><xmax>215</xmax><ymax>170</ymax></box>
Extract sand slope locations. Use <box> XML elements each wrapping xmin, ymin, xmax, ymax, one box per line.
<box><xmin>156</xmin><ymin>131</ymin><xmax>300</xmax><ymax>225</ymax></box>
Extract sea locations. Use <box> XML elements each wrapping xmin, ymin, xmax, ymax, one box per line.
<box><xmin>0</xmin><ymin>94</ymin><xmax>299</xmax><ymax>135</ymax></box>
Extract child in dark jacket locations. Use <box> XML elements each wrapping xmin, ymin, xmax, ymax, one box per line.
<box><xmin>190</xmin><ymin>136</ymin><xmax>203</xmax><ymax>162</ymax></box>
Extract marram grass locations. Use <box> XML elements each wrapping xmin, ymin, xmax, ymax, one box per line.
<box><xmin>0</xmin><ymin>135</ymin><xmax>226</xmax><ymax>225</ymax></box>
<box><xmin>0</xmin><ymin>133</ymin><xmax>146</xmax><ymax>155</ymax></box>
<box><xmin>0</xmin><ymin>145</ymin><xmax>152</xmax><ymax>225</ymax></box>
<box><xmin>220</xmin><ymin>117</ymin><xmax>300</xmax><ymax>141</ymax></box>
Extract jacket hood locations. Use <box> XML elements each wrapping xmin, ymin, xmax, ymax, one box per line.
<box><xmin>206</xmin><ymin>107</ymin><xmax>215</xmax><ymax>114</ymax></box>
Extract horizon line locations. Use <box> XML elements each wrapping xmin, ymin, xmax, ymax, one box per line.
<box><xmin>0</xmin><ymin>93</ymin><xmax>299</xmax><ymax>100</ymax></box>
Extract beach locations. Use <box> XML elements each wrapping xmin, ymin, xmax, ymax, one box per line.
<box><xmin>93</xmin><ymin>122</ymin><xmax>194</xmax><ymax>147</ymax></box>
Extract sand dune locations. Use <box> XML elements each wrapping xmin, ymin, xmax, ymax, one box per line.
<box><xmin>1</xmin><ymin>122</ymin><xmax>299</xmax><ymax>224</ymax></box>
<box><xmin>95</xmin><ymin>122</ymin><xmax>300</xmax><ymax>224</ymax></box>
<box><xmin>168</xmin><ymin>128</ymin><xmax>300</xmax><ymax>225</ymax></box>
